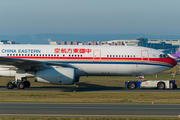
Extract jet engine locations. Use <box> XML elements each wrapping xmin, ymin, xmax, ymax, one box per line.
<box><xmin>35</xmin><ymin>68</ymin><xmax>75</xmax><ymax>85</ymax></box>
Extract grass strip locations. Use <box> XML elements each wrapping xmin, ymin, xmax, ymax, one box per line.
<box><xmin>0</xmin><ymin>92</ymin><xmax>180</xmax><ymax>103</ymax></box>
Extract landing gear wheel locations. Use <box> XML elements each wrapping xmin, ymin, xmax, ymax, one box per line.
<box><xmin>157</xmin><ymin>82</ymin><xmax>165</xmax><ymax>89</ymax></box>
<box><xmin>128</xmin><ymin>82</ymin><xmax>136</xmax><ymax>89</ymax></box>
<box><xmin>6</xmin><ymin>82</ymin><xmax>14</xmax><ymax>89</ymax></box>
<box><xmin>24</xmin><ymin>81</ymin><xmax>30</xmax><ymax>88</ymax></box>
<box><xmin>17</xmin><ymin>82</ymin><xmax>25</xmax><ymax>89</ymax></box>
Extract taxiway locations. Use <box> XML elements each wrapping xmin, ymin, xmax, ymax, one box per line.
<box><xmin>0</xmin><ymin>102</ymin><xmax>179</xmax><ymax>118</ymax></box>
<box><xmin>0</xmin><ymin>86</ymin><xmax>179</xmax><ymax>92</ymax></box>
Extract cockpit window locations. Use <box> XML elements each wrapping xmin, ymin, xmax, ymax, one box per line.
<box><xmin>159</xmin><ymin>54</ymin><xmax>167</xmax><ymax>58</ymax></box>
<box><xmin>163</xmin><ymin>54</ymin><xmax>166</xmax><ymax>58</ymax></box>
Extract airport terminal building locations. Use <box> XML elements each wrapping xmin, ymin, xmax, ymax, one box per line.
<box><xmin>49</xmin><ymin>38</ymin><xmax>180</xmax><ymax>54</ymax></box>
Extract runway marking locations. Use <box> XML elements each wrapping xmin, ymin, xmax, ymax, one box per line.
<box><xmin>0</xmin><ymin>114</ymin><xmax>177</xmax><ymax>118</ymax></box>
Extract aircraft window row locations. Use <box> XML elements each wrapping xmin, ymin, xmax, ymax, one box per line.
<box><xmin>107</xmin><ymin>55</ymin><xmax>136</xmax><ymax>58</ymax></box>
<box><xmin>69</xmin><ymin>54</ymin><xmax>83</xmax><ymax>57</ymax></box>
<box><xmin>6</xmin><ymin>54</ymin><xmax>83</xmax><ymax>57</ymax></box>
<box><xmin>159</xmin><ymin>54</ymin><xmax>167</xmax><ymax>58</ymax></box>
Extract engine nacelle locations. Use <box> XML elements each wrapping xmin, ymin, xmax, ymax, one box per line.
<box><xmin>35</xmin><ymin>68</ymin><xmax>75</xmax><ymax>85</ymax></box>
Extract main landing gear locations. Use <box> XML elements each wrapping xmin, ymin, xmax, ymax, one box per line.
<box><xmin>6</xmin><ymin>69</ymin><xmax>31</xmax><ymax>89</ymax></box>
<box><xmin>6</xmin><ymin>78</ymin><xmax>31</xmax><ymax>89</ymax></box>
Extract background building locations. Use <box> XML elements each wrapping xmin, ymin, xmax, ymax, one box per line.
<box><xmin>0</xmin><ymin>40</ymin><xmax>18</xmax><ymax>44</ymax></box>
<box><xmin>46</xmin><ymin>38</ymin><xmax>180</xmax><ymax>54</ymax></box>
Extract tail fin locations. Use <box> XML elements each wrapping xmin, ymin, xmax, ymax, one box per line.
<box><xmin>168</xmin><ymin>47</ymin><xmax>180</xmax><ymax>59</ymax></box>
<box><xmin>176</xmin><ymin>47</ymin><xmax>180</xmax><ymax>54</ymax></box>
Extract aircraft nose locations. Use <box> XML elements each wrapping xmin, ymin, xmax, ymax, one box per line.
<box><xmin>171</xmin><ymin>58</ymin><xmax>177</xmax><ymax>66</ymax></box>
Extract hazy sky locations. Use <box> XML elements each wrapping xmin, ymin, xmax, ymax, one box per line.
<box><xmin>0</xmin><ymin>0</ymin><xmax>180</xmax><ymax>36</ymax></box>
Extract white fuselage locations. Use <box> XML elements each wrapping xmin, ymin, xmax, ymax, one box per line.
<box><xmin>0</xmin><ymin>45</ymin><xmax>177</xmax><ymax>77</ymax></box>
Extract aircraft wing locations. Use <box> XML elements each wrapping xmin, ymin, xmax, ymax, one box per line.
<box><xmin>0</xmin><ymin>56</ymin><xmax>71</xmax><ymax>70</ymax></box>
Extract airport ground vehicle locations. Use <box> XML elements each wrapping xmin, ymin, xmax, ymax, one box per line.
<box><xmin>125</xmin><ymin>80</ymin><xmax>177</xmax><ymax>89</ymax></box>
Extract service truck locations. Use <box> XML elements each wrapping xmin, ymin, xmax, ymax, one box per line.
<box><xmin>125</xmin><ymin>80</ymin><xmax>177</xmax><ymax>89</ymax></box>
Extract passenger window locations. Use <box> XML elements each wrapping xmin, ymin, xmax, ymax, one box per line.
<box><xmin>7</xmin><ymin>54</ymin><xmax>9</xmax><ymax>56</ymax></box>
<box><xmin>107</xmin><ymin>55</ymin><xmax>109</xmax><ymax>57</ymax></box>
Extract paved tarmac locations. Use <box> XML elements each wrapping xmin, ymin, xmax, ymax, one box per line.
<box><xmin>0</xmin><ymin>86</ymin><xmax>180</xmax><ymax>92</ymax></box>
<box><xmin>0</xmin><ymin>102</ymin><xmax>180</xmax><ymax>118</ymax></box>
<box><xmin>1</xmin><ymin>86</ymin><xmax>180</xmax><ymax>118</ymax></box>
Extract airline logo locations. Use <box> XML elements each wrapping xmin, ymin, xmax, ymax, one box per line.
<box><xmin>54</xmin><ymin>48</ymin><xmax>92</xmax><ymax>54</ymax></box>
<box><xmin>1</xmin><ymin>49</ymin><xmax>41</xmax><ymax>53</ymax></box>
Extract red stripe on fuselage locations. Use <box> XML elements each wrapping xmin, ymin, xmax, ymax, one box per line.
<box><xmin>5</xmin><ymin>56</ymin><xmax>177</xmax><ymax>66</ymax></box>
<box><xmin>150</xmin><ymin>58</ymin><xmax>177</xmax><ymax>66</ymax></box>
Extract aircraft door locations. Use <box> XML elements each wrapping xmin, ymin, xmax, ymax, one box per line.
<box><xmin>93</xmin><ymin>50</ymin><xmax>101</xmax><ymax>62</ymax></box>
<box><xmin>141</xmin><ymin>50</ymin><xmax>149</xmax><ymax>62</ymax></box>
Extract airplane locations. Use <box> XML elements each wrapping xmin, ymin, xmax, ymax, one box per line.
<box><xmin>0</xmin><ymin>44</ymin><xmax>177</xmax><ymax>89</ymax></box>
<box><xmin>168</xmin><ymin>47</ymin><xmax>180</xmax><ymax>59</ymax></box>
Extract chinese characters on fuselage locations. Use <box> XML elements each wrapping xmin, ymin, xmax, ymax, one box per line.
<box><xmin>54</xmin><ymin>48</ymin><xmax>92</xmax><ymax>54</ymax></box>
